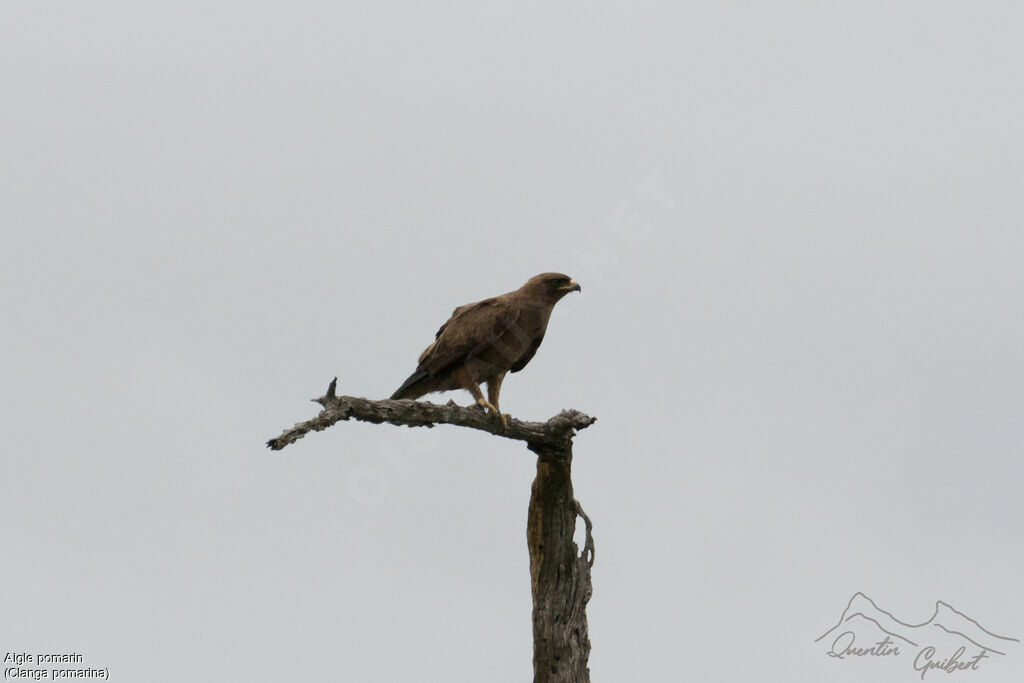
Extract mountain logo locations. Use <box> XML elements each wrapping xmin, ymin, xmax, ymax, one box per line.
<box><xmin>815</xmin><ymin>592</ymin><xmax>1018</xmax><ymax>678</ymax></box>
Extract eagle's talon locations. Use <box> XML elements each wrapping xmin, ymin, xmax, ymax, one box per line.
<box><xmin>474</xmin><ymin>398</ymin><xmax>508</xmax><ymax>430</ymax></box>
<box><xmin>476</xmin><ymin>397</ymin><xmax>499</xmax><ymax>415</ymax></box>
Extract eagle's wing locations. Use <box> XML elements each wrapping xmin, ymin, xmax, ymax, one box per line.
<box><xmin>416</xmin><ymin>297</ymin><xmax>520</xmax><ymax>375</ymax></box>
<box><xmin>509</xmin><ymin>333</ymin><xmax>544</xmax><ymax>373</ymax></box>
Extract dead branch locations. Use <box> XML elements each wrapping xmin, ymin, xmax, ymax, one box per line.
<box><xmin>266</xmin><ymin>377</ymin><xmax>597</xmax><ymax>451</ymax></box>
<box><xmin>266</xmin><ymin>377</ymin><xmax>597</xmax><ymax>682</ymax></box>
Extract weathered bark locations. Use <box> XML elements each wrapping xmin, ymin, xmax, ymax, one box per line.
<box><xmin>267</xmin><ymin>378</ymin><xmax>597</xmax><ymax>682</ymax></box>
<box><xmin>266</xmin><ymin>377</ymin><xmax>595</xmax><ymax>451</ymax></box>
<box><xmin>527</xmin><ymin>441</ymin><xmax>594</xmax><ymax>683</ymax></box>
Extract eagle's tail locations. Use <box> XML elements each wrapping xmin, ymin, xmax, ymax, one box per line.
<box><xmin>390</xmin><ymin>369</ymin><xmax>431</xmax><ymax>400</ymax></box>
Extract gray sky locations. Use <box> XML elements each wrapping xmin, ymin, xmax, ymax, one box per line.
<box><xmin>3</xmin><ymin>2</ymin><xmax>1022</xmax><ymax>682</ymax></box>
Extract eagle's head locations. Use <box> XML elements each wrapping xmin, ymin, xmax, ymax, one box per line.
<box><xmin>523</xmin><ymin>272</ymin><xmax>582</xmax><ymax>304</ymax></box>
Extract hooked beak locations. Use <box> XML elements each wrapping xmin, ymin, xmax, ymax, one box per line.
<box><xmin>558</xmin><ymin>279</ymin><xmax>582</xmax><ymax>293</ymax></box>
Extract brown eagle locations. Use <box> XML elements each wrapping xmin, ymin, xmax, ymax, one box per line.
<box><xmin>390</xmin><ymin>272</ymin><xmax>581</xmax><ymax>428</ymax></box>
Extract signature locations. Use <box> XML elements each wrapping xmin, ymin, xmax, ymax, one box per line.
<box><xmin>816</xmin><ymin>593</ymin><xmax>1017</xmax><ymax>679</ymax></box>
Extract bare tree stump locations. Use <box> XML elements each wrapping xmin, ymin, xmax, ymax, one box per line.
<box><xmin>267</xmin><ymin>379</ymin><xmax>597</xmax><ymax>682</ymax></box>
<box><xmin>527</xmin><ymin>441</ymin><xmax>595</xmax><ymax>683</ymax></box>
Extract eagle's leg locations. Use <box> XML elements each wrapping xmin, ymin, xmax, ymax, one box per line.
<box><xmin>453</xmin><ymin>367</ymin><xmax>502</xmax><ymax>423</ymax></box>
<box><xmin>487</xmin><ymin>372</ymin><xmax>510</xmax><ymax>430</ymax></box>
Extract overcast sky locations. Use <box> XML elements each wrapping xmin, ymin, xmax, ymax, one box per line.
<box><xmin>3</xmin><ymin>3</ymin><xmax>1023</xmax><ymax>682</ymax></box>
